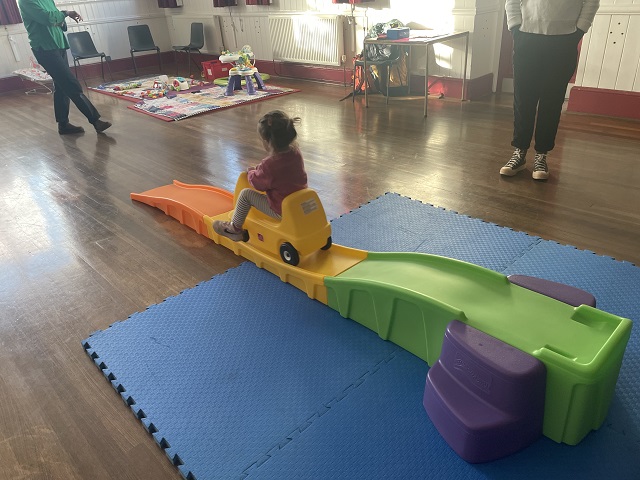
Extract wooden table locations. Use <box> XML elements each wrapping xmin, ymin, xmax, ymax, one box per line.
<box><xmin>363</xmin><ymin>31</ymin><xmax>470</xmax><ymax>116</ymax></box>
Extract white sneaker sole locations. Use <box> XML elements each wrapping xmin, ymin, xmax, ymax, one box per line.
<box><xmin>532</xmin><ymin>170</ymin><xmax>549</xmax><ymax>180</ymax></box>
<box><xmin>500</xmin><ymin>164</ymin><xmax>526</xmax><ymax>176</ymax></box>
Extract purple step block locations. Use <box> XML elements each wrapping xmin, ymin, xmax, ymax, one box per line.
<box><xmin>423</xmin><ymin>320</ymin><xmax>546</xmax><ymax>463</ymax></box>
<box><xmin>508</xmin><ymin>274</ymin><xmax>596</xmax><ymax>307</ymax></box>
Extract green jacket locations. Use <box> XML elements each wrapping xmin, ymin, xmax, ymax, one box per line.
<box><xmin>18</xmin><ymin>0</ymin><xmax>69</xmax><ymax>51</ymax></box>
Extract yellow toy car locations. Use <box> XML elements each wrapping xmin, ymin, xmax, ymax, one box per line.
<box><xmin>229</xmin><ymin>172</ymin><xmax>332</xmax><ymax>266</ymax></box>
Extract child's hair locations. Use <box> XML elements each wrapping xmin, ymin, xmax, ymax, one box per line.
<box><xmin>257</xmin><ymin>110</ymin><xmax>301</xmax><ymax>152</ymax></box>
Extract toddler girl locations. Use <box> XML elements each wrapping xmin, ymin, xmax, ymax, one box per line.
<box><xmin>213</xmin><ymin>110</ymin><xmax>307</xmax><ymax>241</ymax></box>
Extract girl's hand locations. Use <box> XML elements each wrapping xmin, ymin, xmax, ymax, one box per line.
<box><xmin>247</xmin><ymin>166</ymin><xmax>256</xmax><ymax>172</ymax></box>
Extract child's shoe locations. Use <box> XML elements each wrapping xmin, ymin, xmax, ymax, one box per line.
<box><xmin>213</xmin><ymin>220</ymin><xmax>248</xmax><ymax>242</ymax></box>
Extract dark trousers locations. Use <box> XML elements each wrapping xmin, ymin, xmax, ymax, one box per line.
<box><xmin>511</xmin><ymin>31</ymin><xmax>581</xmax><ymax>153</ymax></box>
<box><xmin>32</xmin><ymin>48</ymin><xmax>100</xmax><ymax>125</ymax></box>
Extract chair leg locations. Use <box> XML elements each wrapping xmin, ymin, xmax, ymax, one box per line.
<box><xmin>105</xmin><ymin>56</ymin><xmax>113</xmax><ymax>81</ymax></box>
<box><xmin>131</xmin><ymin>52</ymin><xmax>138</xmax><ymax>75</ymax></box>
<box><xmin>157</xmin><ymin>48</ymin><xmax>162</xmax><ymax>74</ymax></box>
<box><xmin>73</xmin><ymin>59</ymin><xmax>79</xmax><ymax>79</ymax></box>
<box><xmin>100</xmin><ymin>57</ymin><xmax>105</xmax><ymax>81</ymax></box>
<box><xmin>174</xmin><ymin>50</ymin><xmax>178</xmax><ymax>75</ymax></box>
<box><xmin>75</xmin><ymin>59</ymin><xmax>87</xmax><ymax>87</ymax></box>
<box><xmin>386</xmin><ymin>64</ymin><xmax>390</xmax><ymax>105</ymax></box>
<box><xmin>190</xmin><ymin>50</ymin><xmax>202</xmax><ymax>76</ymax></box>
<box><xmin>187</xmin><ymin>51</ymin><xmax>191</xmax><ymax>76</ymax></box>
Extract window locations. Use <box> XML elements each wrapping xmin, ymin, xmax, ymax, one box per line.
<box><xmin>0</xmin><ymin>0</ymin><xmax>22</xmax><ymax>25</ymax></box>
<box><xmin>157</xmin><ymin>0</ymin><xmax>183</xmax><ymax>7</ymax></box>
<box><xmin>213</xmin><ymin>0</ymin><xmax>237</xmax><ymax>7</ymax></box>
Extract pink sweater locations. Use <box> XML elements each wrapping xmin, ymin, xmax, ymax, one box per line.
<box><xmin>247</xmin><ymin>147</ymin><xmax>308</xmax><ymax>215</ymax></box>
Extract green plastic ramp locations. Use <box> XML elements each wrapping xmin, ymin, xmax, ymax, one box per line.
<box><xmin>325</xmin><ymin>252</ymin><xmax>632</xmax><ymax>445</ymax></box>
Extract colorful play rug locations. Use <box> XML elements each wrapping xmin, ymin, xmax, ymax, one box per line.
<box><xmin>89</xmin><ymin>75</ymin><xmax>212</xmax><ymax>102</ymax></box>
<box><xmin>83</xmin><ymin>194</ymin><xmax>638</xmax><ymax>480</ymax></box>
<box><xmin>128</xmin><ymin>85</ymin><xmax>299</xmax><ymax>121</ymax></box>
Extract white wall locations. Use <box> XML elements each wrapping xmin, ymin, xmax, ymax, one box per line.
<box><xmin>575</xmin><ymin>0</ymin><xmax>640</xmax><ymax>92</ymax></box>
<box><xmin>166</xmin><ymin>0</ymin><xmax>480</xmax><ymax>80</ymax></box>
<box><xmin>0</xmin><ymin>0</ymin><xmax>480</xmax><ymax>82</ymax></box>
<box><xmin>2</xmin><ymin>0</ymin><xmax>638</xmax><ymax>94</ymax></box>
<box><xmin>1</xmin><ymin>0</ymin><xmax>170</xmax><ymax>76</ymax></box>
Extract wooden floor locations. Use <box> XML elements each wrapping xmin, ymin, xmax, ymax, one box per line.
<box><xmin>1</xmin><ymin>70</ymin><xmax>639</xmax><ymax>480</ymax></box>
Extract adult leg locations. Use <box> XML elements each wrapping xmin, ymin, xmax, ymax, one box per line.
<box><xmin>511</xmin><ymin>32</ymin><xmax>543</xmax><ymax>151</ymax></box>
<box><xmin>533</xmin><ymin>33</ymin><xmax>581</xmax><ymax>153</ymax></box>
<box><xmin>33</xmin><ymin>49</ymin><xmax>101</xmax><ymax>125</ymax></box>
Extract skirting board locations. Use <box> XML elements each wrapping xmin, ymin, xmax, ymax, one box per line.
<box><xmin>568</xmin><ymin>86</ymin><xmax>640</xmax><ymax>120</ymax></box>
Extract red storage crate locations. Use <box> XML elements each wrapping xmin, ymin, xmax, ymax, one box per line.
<box><xmin>202</xmin><ymin>60</ymin><xmax>229</xmax><ymax>80</ymax></box>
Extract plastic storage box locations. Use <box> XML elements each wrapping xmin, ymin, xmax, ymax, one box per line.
<box><xmin>201</xmin><ymin>60</ymin><xmax>229</xmax><ymax>80</ymax></box>
<box><xmin>387</xmin><ymin>27</ymin><xmax>410</xmax><ymax>40</ymax></box>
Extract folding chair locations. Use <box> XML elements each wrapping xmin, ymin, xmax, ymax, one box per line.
<box><xmin>172</xmin><ymin>22</ymin><xmax>204</xmax><ymax>75</ymax></box>
<box><xmin>67</xmin><ymin>31</ymin><xmax>113</xmax><ymax>86</ymax></box>
<box><xmin>128</xmin><ymin>25</ymin><xmax>162</xmax><ymax>75</ymax></box>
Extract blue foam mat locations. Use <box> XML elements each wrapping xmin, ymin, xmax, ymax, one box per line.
<box><xmin>84</xmin><ymin>193</ymin><xmax>639</xmax><ymax>480</ymax></box>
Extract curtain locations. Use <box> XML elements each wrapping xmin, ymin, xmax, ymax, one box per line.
<box><xmin>0</xmin><ymin>0</ymin><xmax>22</xmax><ymax>25</ymax></box>
<box><xmin>213</xmin><ymin>0</ymin><xmax>237</xmax><ymax>6</ymax></box>
<box><xmin>246</xmin><ymin>0</ymin><xmax>270</xmax><ymax>4</ymax></box>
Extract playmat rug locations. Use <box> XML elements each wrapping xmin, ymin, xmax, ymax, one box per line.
<box><xmin>89</xmin><ymin>75</ymin><xmax>212</xmax><ymax>102</ymax></box>
<box><xmin>83</xmin><ymin>194</ymin><xmax>639</xmax><ymax>480</ymax></box>
<box><xmin>128</xmin><ymin>85</ymin><xmax>299</xmax><ymax>122</ymax></box>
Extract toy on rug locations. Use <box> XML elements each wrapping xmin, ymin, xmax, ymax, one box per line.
<box><xmin>131</xmin><ymin>174</ymin><xmax>633</xmax><ymax>465</ymax></box>
<box><xmin>112</xmin><ymin>81</ymin><xmax>143</xmax><ymax>92</ymax></box>
<box><xmin>220</xmin><ymin>45</ymin><xmax>255</xmax><ymax>74</ymax></box>
<box><xmin>166</xmin><ymin>76</ymin><xmax>205</xmax><ymax>91</ymax></box>
<box><xmin>151</xmin><ymin>74</ymin><xmax>170</xmax><ymax>91</ymax></box>
<box><xmin>219</xmin><ymin>45</ymin><xmax>265</xmax><ymax>96</ymax></box>
<box><xmin>140</xmin><ymin>89</ymin><xmax>167</xmax><ymax>99</ymax></box>
<box><xmin>189</xmin><ymin>75</ymin><xmax>206</xmax><ymax>87</ymax></box>
<box><xmin>170</xmin><ymin>77</ymin><xmax>190</xmax><ymax>91</ymax></box>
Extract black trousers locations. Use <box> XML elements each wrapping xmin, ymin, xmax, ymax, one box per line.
<box><xmin>511</xmin><ymin>31</ymin><xmax>581</xmax><ymax>153</ymax></box>
<box><xmin>32</xmin><ymin>48</ymin><xmax>100</xmax><ymax>125</ymax></box>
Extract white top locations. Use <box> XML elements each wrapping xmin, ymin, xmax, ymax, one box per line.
<box><xmin>505</xmin><ymin>0</ymin><xmax>600</xmax><ymax>35</ymax></box>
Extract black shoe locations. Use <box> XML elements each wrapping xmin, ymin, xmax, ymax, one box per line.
<box><xmin>58</xmin><ymin>123</ymin><xmax>85</xmax><ymax>135</ymax></box>
<box><xmin>93</xmin><ymin>119</ymin><xmax>112</xmax><ymax>133</ymax></box>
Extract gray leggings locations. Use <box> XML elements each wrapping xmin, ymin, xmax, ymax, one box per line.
<box><xmin>232</xmin><ymin>188</ymin><xmax>281</xmax><ymax>228</ymax></box>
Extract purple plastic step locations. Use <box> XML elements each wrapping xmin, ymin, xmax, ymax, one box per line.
<box><xmin>423</xmin><ymin>320</ymin><xmax>546</xmax><ymax>463</ymax></box>
<box><xmin>508</xmin><ymin>274</ymin><xmax>596</xmax><ymax>307</ymax></box>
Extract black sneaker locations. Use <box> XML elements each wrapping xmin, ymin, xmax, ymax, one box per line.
<box><xmin>532</xmin><ymin>152</ymin><xmax>549</xmax><ymax>180</ymax></box>
<box><xmin>500</xmin><ymin>148</ymin><xmax>527</xmax><ymax>176</ymax></box>
<box><xmin>93</xmin><ymin>119</ymin><xmax>112</xmax><ymax>133</ymax></box>
<box><xmin>58</xmin><ymin>123</ymin><xmax>85</xmax><ymax>135</ymax></box>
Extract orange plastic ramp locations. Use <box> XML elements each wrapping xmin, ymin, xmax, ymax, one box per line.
<box><xmin>131</xmin><ymin>181</ymin><xmax>234</xmax><ymax>237</ymax></box>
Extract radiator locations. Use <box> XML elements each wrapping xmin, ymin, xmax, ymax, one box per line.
<box><xmin>269</xmin><ymin>15</ymin><xmax>343</xmax><ymax>66</ymax></box>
